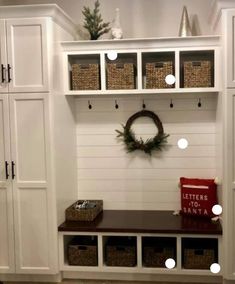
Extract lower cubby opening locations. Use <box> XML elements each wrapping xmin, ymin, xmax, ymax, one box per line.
<box><xmin>182</xmin><ymin>237</ymin><xmax>218</xmax><ymax>270</ymax></box>
<box><xmin>103</xmin><ymin>236</ymin><xmax>137</xmax><ymax>267</ymax></box>
<box><xmin>66</xmin><ymin>235</ymin><xmax>98</xmax><ymax>266</ymax></box>
<box><xmin>142</xmin><ymin>237</ymin><xmax>177</xmax><ymax>268</ymax></box>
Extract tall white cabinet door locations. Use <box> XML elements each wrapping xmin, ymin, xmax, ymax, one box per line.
<box><xmin>9</xmin><ymin>94</ymin><xmax>56</xmax><ymax>274</ymax></box>
<box><xmin>0</xmin><ymin>20</ymin><xmax>8</xmax><ymax>93</ymax></box>
<box><xmin>0</xmin><ymin>94</ymin><xmax>15</xmax><ymax>273</ymax></box>
<box><xmin>6</xmin><ymin>18</ymin><xmax>49</xmax><ymax>93</ymax></box>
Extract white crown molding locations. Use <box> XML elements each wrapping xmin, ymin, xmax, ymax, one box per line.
<box><xmin>209</xmin><ymin>0</ymin><xmax>235</xmax><ymax>31</ymax></box>
<box><xmin>0</xmin><ymin>4</ymin><xmax>76</xmax><ymax>37</ymax></box>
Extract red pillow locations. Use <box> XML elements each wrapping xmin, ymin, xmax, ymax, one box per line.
<box><xmin>180</xmin><ymin>177</ymin><xmax>217</xmax><ymax>218</ymax></box>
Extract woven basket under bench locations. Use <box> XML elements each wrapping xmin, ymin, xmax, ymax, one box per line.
<box><xmin>105</xmin><ymin>237</ymin><xmax>137</xmax><ymax>267</ymax></box>
<box><xmin>68</xmin><ymin>236</ymin><xmax>98</xmax><ymax>266</ymax></box>
<box><xmin>143</xmin><ymin>246</ymin><xmax>175</xmax><ymax>267</ymax></box>
<box><xmin>183</xmin><ymin>248</ymin><xmax>215</xmax><ymax>269</ymax></box>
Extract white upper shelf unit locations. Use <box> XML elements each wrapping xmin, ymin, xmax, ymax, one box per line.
<box><xmin>61</xmin><ymin>36</ymin><xmax>221</xmax><ymax>96</ymax></box>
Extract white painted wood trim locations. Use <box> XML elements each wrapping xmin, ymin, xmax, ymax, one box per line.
<box><xmin>59</xmin><ymin>231</ymin><xmax>222</xmax><ymax>276</ymax></box>
<box><xmin>63</xmin><ymin>41</ymin><xmax>221</xmax><ymax>95</ymax></box>
<box><xmin>0</xmin><ymin>4</ymin><xmax>76</xmax><ymax>37</ymax></box>
<box><xmin>6</xmin><ymin>18</ymin><xmax>49</xmax><ymax>93</ymax></box>
<box><xmin>0</xmin><ymin>94</ymin><xmax>15</xmax><ymax>274</ymax></box>
<box><xmin>0</xmin><ymin>20</ymin><xmax>7</xmax><ymax>93</ymax></box>
<box><xmin>61</xmin><ymin>36</ymin><xmax>221</xmax><ymax>51</ymax></box>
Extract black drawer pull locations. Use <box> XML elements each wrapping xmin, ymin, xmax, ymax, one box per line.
<box><xmin>11</xmin><ymin>161</ymin><xmax>15</xmax><ymax>179</ymax></box>
<box><xmin>7</xmin><ymin>64</ymin><xmax>11</xmax><ymax>82</ymax></box>
<box><xmin>1</xmin><ymin>64</ymin><xmax>5</xmax><ymax>83</ymax></box>
<box><xmin>5</xmin><ymin>161</ymin><xmax>9</xmax><ymax>179</ymax></box>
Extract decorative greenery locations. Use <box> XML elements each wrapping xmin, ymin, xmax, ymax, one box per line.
<box><xmin>82</xmin><ymin>0</ymin><xmax>110</xmax><ymax>40</ymax></box>
<box><xmin>116</xmin><ymin>110</ymin><xmax>169</xmax><ymax>155</ymax></box>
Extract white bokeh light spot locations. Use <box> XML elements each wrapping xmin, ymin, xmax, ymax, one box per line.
<box><xmin>210</xmin><ymin>263</ymin><xmax>221</xmax><ymax>274</ymax></box>
<box><xmin>165</xmin><ymin>74</ymin><xmax>176</xmax><ymax>85</ymax></box>
<box><xmin>212</xmin><ymin>204</ymin><xmax>223</xmax><ymax>215</ymax></box>
<box><xmin>107</xmin><ymin>51</ymin><xmax>118</xmax><ymax>60</ymax></box>
<box><xmin>177</xmin><ymin>138</ymin><xmax>188</xmax><ymax>149</ymax></box>
<box><xmin>165</xmin><ymin>258</ymin><xmax>176</xmax><ymax>269</ymax></box>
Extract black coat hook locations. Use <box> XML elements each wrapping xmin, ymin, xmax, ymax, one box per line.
<box><xmin>115</xmin><ymin>100</ymin><xmax>119</xmax><ymax>109</ymax></box>
<box><xmin>88</xmin><ymin>100</ymin><xmax>92</xmax><ymax>109</ymax></box>
<box><xmin>198</xmin><ymin>98</ymin><xmax>202</xmax><ymax>108</ymax></box>
<box><xmin>170</xmin><ymin>99</ymin><xmax>174</xmax><ymax>108</ymax></box>
<box><xmin>142</xmin><ymin>100</ymin><xmax>146</xmax><ymax>109</ymax></box>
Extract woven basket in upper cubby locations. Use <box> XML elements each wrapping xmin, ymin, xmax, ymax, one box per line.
<box><xmin>106</xmin><ymin>63</ymin><xmax>135</xmax><ymax>90</ymax></box>
<box><xmin>146</xmin><ymin>61</ymin><xmax>174</xmax><ymax>89</ymax></box>
<box><xmin>72</xmin><ymin>63</ymin><xmax>100</xmax><ymax>90</ymax></box>
<box><xmin>183</xmin><ymin>60</ymin><xmax>212</xmax><ymax>88</ymax></box>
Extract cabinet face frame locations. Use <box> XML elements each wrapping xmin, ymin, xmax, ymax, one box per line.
<box><xmin>63</xmin><ymin>44</ymin><xmax>221</xmax><ymax>96</ymax></box>
<box><xmin>224</xmin><ymin>10</ymin><xmax>235</xmax><ymax>88</ymax></box>
<box><xmin>0</xmin><ymin>20</ymin><xmax>8</xmax><ymax>93</ymax></box>
<box><xmin>0</xmin><ymin>94</ymin><xmax>15</xmax><ymax>273</ymax></box>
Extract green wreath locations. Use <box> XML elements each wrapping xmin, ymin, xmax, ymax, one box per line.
<box><xmin>116</xmin><ymin>110</ymin><xmax>169</xmax><ymax>155</ymax></box>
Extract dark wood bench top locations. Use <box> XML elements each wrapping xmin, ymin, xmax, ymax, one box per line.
<box><xmin>58</xmin><ymin>210</ymin><xmax>222</xmax><ymax>235</ymax></box>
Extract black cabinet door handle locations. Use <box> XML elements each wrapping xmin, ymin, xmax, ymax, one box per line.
<box><xmin>11</xmin><ymin>161</ymin><xmax>15</xmax><ymax>179</ymax></box>
<box><xmin>1</xmin><ymin>64</ymin><xmax>5</xmax><ymax>83</ymax></box>
<box><xmin>5</xmin><ymin>161</ymin><xmax>9</xmax><ymax>180</ymax></box>
<box><xmin>7</xmin><ymin>64</ymin><xmax>11</xmax><ymax>82</ymax></box>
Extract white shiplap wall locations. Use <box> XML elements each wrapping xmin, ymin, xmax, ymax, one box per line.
<box><xmin>76</xmin><ymin>94</ymin><xmax>217</xmax><ymax>211</ymax></box>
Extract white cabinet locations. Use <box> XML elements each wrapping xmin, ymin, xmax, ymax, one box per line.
<box><xmin>0</xmin><ymin>18</ymin><xmax>49</xmax><ymax>93</ymax></box>
<box><xmin>0</xmin><ymin>93</ymin><xmax>57</xmax><ymax>274</ymax></box>
<box><xmin>0</xmin><ymin>5</ymin><xmax>77</xmax><ymax>279</ymax></box>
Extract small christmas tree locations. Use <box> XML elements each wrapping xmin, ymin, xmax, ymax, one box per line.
<box><xmin>82</xmin><ymin>0</ymin><xmax>110</xmax><ymax>40</ymax></box>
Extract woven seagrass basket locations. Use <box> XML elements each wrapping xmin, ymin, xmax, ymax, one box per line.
<box><xmin>183</xmin><ymin>248</ymin><xmax>215</xmax><ymax>269</ymax></box>
<box><xmin>143</xmin><ymin>246</ymin><xmax>175</xmax><ymax>267</ymax></box>
<box><xmin>183</xmin><ymin>60</ymin><xmax>212</xmax><ymax>88</ymax></box>
<box><xmin>66</xmin><ymin>200</ymin><xmax>103</xmax><ymax>222</ymax></box>
<box><xmin>72</xmin><ymin>63</ymin><xmax>100</xmax><ymax>90</ymax></box>
<box><xmin>68</xmin><ymin>236</ymin><xmax>98</xmax><ymax>266</ymax></box>
<box><xmin>146</xmin><ymin>61</ymin><xmax>174</xmax><ymax>89</ymax></box>
<box><xmin>106</xmin><ymin>63</ymin><xmax>135</xmax><ymax>90</ymax></box>
<box><xmin>105</xmin><ymin>237</ymin><xmax>137</xmax><ymax>267</ymax></box>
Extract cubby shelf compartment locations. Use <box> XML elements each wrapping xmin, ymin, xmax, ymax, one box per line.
<box><xmin>62</xmin><ymin>36</ymin><xmax>221</xmax><ymax>95</ymax></box>
<box><xmin>58</xmin><ymin>210</ymin><xmax>222</xmax><ymax>276</ymax></box>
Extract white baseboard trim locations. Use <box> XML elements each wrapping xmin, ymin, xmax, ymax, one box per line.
<box><xmin>63</xmin><ymin>271</ymin><xmax>222</xmax><ymax>283</ymax></box>
<box><xmin>0</xmin><ymin>273</ymin><xmax>62</xmax><ymax>283</ymax></box>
